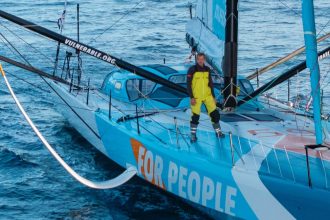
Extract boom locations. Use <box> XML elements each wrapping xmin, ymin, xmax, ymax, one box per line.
<box><xmin>238</xmin><ymin>45</ymin><xmax>330</xmax><ymax>107</ymax></box>
<box><xmin>0</xmin><ymin>10</ymin><xmax>187</xmax><ymax>95</ymax></box>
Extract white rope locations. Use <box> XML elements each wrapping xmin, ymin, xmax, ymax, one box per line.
<box><xmin>0</xmin><ymin>64</ymin><xmax>137</xmax><ymax>189</ymax></box>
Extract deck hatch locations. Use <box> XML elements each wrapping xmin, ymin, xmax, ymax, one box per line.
<box><xmin>221</xmin><ymin>113</ymin><xmax>252</xmax><ymax>122</ymax></box>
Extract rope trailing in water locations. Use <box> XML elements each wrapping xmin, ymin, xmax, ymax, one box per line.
<box><xmin>0</xmin><ymin>63</ymin><xmax>137</xmax><ymax>189</ymax></box>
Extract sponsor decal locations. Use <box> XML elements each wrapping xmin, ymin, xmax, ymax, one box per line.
<box><xmin>319</xmin><ymin>50</ymin><xmax>330</xmax><ymax>61</ymax></box>
<box><xmin>130</xmin><ymin>139</ymin><xmax>237</xmax><ymax>216</ymax></box>
<box><xmin>212</xmin><ymin>0</ymin><xmax>226</xmax><ymax>40</ymax></box>
<box><xmin>64</xmin><ymin>39</ymin><xmax>116</xmax><ymax>64</ymax></box>
<box><xmin>214</xmin><ymin>4</ymin><xmax>226</xmax><ymax>28</ymax></box>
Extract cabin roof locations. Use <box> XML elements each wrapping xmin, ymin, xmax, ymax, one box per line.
<box><xmin>142</xmin><ymin>64</ymin><xmax>178</xmax><ymax>76</ymax></box>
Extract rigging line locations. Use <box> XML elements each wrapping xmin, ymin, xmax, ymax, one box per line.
<box><xmin>277</xmin><ymin>0</ymin><xmax>300</xmax><ymax>17</ymax></box>
<box><xmin>6</xmin><ymin>71</ymin><xmax>50</xmax><ymax>93</ymax></box>
<box><xmin>317</xmin><ymin>19</ymin><xmax>330</xmax><ymax>37</ymax></box>
<box><xmin>175</xmin><ymin>122</ymin><xmax>191</xmax><ymax>149</ymax></box>
<box><xmin>0</xmin><ymin>37</ymin><xmax>26</xmax><ymax>64</ymax></box>
<box><xmin>88</xmin><ymin>1</ymin><xmax>144</xmax><ymax>44</ymax></box>
<box><xmin>301</xmin><ymin>67</ymin><xmax>330</xmax><ymax>112</ymax></box>
<box><xmin>92</xmin><ymin>87</ymin><xmax>178</xmax><ymax>138</ymax></box>
<box><xmin>0</xmin><ymin>20</ymin><xmax>65</xmax><ymax>72</ymax></box>
<box><xmin>2</xmin><ymin>96</ymin><xmax>106</xmax><ymax>113</ymax></box>
<box><xmin>0</xmin><ymin>24</ymin><xmax>96</xmax><ymax>124</ymax></box>
<box><xmin>40</xmin><ymin>76</ymin><xmax>102</xmax><ymax>139</ymax></box>
<box><xmin>90</xmin><ymin>88</ymin><xmax>134</xmax><ymax>120</ymax></box>
<box><xmin>291</xmin><ymin>67</ymin><xmax>330</xmax><ymax>126</ymax></box>
<box><xmin>281</xmin><ymin>148</ymin><xmax>330</xmax><ymax>171</ymax></box>
<box><xmin>135</xmin><ymin>103</ymin><xmax>181</xmax><ymax>132</ymax></box>
<box><xmin>146</xmin><ymin>3</ymin><xmax>181</xmax><ymax>24</ymax></box>
<box><xmin>321</xmin><ymin>71</ymin><xmax>330</xmax><ymax>90</ymax></box>
<box><xmin>0</xmin><ymin>10</ymin><xmax>187</xmax><ymax>94</ymax></box>
<box><xmin>238</xmin><ymin>45</ymin><xmax>330</xmax><ymax>106</ymax></box>
<box><xmin>93</xmin><ymin>88</ymin><xmax>185</xmax><ymax>118</ymax></box>
<box><xmin>0</xmin><ymin>30</ymin><xmax>44</xmax><ymax>93</ymax></box>
<box><xmin>196</xmin><ymin>0</ymin><xmax>205</xmax><ymax>44</ymax></box>
<box><xmin>2</xmin><ymin>39</ymin><xmax>96</xmax><ymax>120</ymax></box>
<box><xmin>0</xmin><ymin>32</ymin><xmax>32</xmax><ymax>66</ymax></box>
<box><xmin>139</xmin><ymin>123</ymin><xmax>167</xmax><ymax>145</ymax></box>
<box><xmin>0</xmin><ymin>27</ymin><xmax>66</xmax><ymax>84</ymax></box>
<box><xmin>259</xmin><ymin>96</ymin><xmax>329</xmax><ymax>120</ymax></box>
<box><xmin>91</xmin><ymin>89</ymin><xmax>167</xmax><ymax>144</ymax></box>
<box><xmin>131</xmin><ymin>81</ymin><xmax>189</xmax><ymax>130</ymax></box>
<box><xmin>0</xmin><ymin>21</ymin><xmax>54</xmax><ymax>62</ymax></box>
<box><xmin>277</xmin><ymin>0</ymin><xmax>330</xmax><ymax>37</ymax></box>
<box><xmin>3</xmin><ymin>75</ymin><xmax>143</xmax><ymax>113</ymax></box>
<box><xmin>0</xmin><ymin>64</ymin><xmax>137</xmax><ymax>189</ymax></box>
<box><xmin>247</xmin><ymin>32</ymin><xmax>330</xmax><ymax>80</ymax></box>
<box><xmin>53</xmin><ymin>0</ymin><xmax>68</xmax><ymax>75</ymax></box>
<box><xmin>0</xmin><ymin>30</ymin><xmax>72</xmax><ymax>100</ymax></box>
<box><xmin>0</xmin><ymin>18</ymin><xmax>59</xmax><ymax>42</ymax></box>
<box><xmin>0</xmin><ymin>55</ymin><xmax>85</xmax><ymax>90</ymax></box>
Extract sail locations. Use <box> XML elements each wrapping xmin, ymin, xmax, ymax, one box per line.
<box><xmin>186</xmin><ymin>0</ymin><xmax>226</xmax><ymax>72</ymax></box>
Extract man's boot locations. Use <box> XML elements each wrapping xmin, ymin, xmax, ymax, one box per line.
<box><xmin>213</xmin><ymin>123</ymin><xmax>225</xmax><ymax>138</ymax></box>
<box><xmin>190</xmin><ymin>123</ymin><xmax>198</xmax><ymax>143</ymax></box>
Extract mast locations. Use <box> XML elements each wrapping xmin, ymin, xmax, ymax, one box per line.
<box><xmin>0</xmin><ymin>10</ymin><xmax>187</xmax><ymax>95</ymax></box>
<box><xmin>223</xmin><ymin>0</ymin><xmax>239</xmax><ymax>108</ymax></box>
<box><xmin>301</xmin><ymin>0</ymin><xmax>323</xmax><ymax>145</ymax></box>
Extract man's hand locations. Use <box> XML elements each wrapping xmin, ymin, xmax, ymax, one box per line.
<box><xmin>191</xmin><ymin>98</ymin><xmax>196</xmax><ymax>106</ymax></box>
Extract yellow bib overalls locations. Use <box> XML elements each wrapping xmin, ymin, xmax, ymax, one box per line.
<box><xmin>187</xmin><ymin>64</ymin><xmax>222</xmax><ymax>141</ymax></box>
<box><xmin>190</xmin><ymin>71</ymin><xmax>217</xmax><ymax>115</ymax></box>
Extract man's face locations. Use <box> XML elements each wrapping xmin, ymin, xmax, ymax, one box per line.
<box><xmin>196</xmin><ymin>55</ymin><xmax>205</xmax><ymax>66</ymax></box>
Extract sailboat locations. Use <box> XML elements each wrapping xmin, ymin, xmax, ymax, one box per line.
<box><xmin>1</xmin><ymin>0</ymin><xmax>330</xmax><ymax>219</ymax></box>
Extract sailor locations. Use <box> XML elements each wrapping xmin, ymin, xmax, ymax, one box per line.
<box><xmin>187</xmin><ymin>52</ymin><xmax>224</xmax><ymax>143</ymax></box>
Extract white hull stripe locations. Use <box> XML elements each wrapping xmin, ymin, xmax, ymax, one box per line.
<box><xmin>232</xmin><ymin>144</ymin><xmax>295</xmax><ymax>220</ymax></box>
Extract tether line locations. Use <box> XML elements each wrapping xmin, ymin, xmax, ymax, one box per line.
<box><xmin>0</xmin><ymin>63</ymin><xmax>137</xmax><ymax>189</ymax></box>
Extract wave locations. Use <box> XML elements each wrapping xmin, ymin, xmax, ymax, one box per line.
<box><xmin>0</xmin><ymin>147</ymin><xmax>39</xmax><ymax>168</ymax></box>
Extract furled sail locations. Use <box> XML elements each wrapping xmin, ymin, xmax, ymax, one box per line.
<box><xmin>186</xmin><ymin>0</ymin><xmax>226</xmax><ymax>72</ymax></box>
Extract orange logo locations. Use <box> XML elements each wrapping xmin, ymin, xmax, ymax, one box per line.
<box><xmin>130</xmin><ymin>139</ymin><xmax>166</xmax><ymax>189</ymax></box>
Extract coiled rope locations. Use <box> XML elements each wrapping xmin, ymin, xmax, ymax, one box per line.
<box><xmin>0</xmin><ymin>64</ymin><xmax>137</xmax><ymax>189</ymax></box>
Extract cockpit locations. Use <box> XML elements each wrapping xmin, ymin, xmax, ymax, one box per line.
<box><xmin>100</xmin><ymin>64</ymin><xmax>255</xmax><ymax>108</ymax></box>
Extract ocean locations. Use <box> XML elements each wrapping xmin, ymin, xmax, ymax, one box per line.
<box><xmin>0</xmin><ymin>0</ymin><xmax>329</xmax><ymax>219</ymax></box>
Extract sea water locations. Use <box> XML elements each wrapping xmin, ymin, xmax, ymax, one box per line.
<box><xmin>0</xmin><ymin>0</ymin><xmax>329</xmax><ymax>219</ymax></box>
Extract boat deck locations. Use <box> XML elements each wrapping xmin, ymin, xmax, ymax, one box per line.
<box><xmin>55</xmin><ymin>83</ymin><xmax>330</xmax><ymax>191</ymax></box>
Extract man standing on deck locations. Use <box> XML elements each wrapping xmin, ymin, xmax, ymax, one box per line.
<box><xmin>187</xmin><ymin>53</ymin><xmax>224</xmax><ymax>143</ymax></box>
